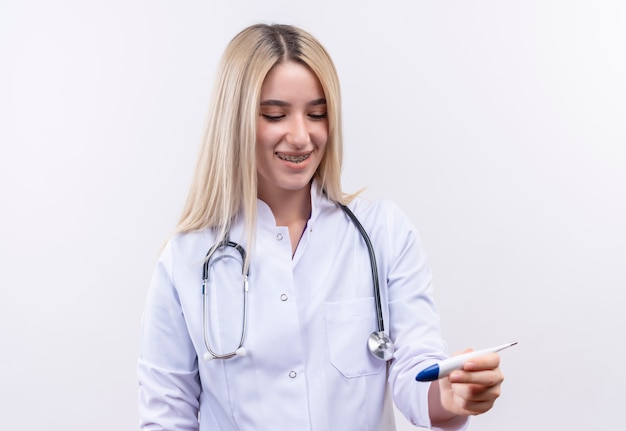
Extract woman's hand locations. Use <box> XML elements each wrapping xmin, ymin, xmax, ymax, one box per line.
<box><xmin>440</xmin><ymin>349</ymin><xmax>504</xmax><ymax>415</ymax></box>
<box><xmin>428</xmin><ymin>349</ymin><xmax>504</xmax><ymax>425</ymax></box>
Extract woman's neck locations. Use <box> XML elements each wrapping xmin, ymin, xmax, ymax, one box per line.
<box><xmin>258</xmin><ymin>183</ymin><xmax>312</xmax><ymax>255</ymax></box>
<box><xmin>258</xmin><ymin>184</ymin><xmax>312</xmax><ymax>226</ymax></box>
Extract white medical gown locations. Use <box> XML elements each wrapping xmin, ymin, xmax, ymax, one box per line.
<box><xmin>138</xmin><ymin>184</ymin><xmax>468</xmax><ymax>431</ymax></box>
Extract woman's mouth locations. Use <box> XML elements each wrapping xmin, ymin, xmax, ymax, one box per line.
<box><xmin>276</xmin><ymin>152</ymin><xmax>311</xmax><ymax>164</ymax></box>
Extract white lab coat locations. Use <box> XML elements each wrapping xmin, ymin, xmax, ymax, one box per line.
<box><xmin>138</xmin><ymin>184</ymin><xmax>469</xmax><ymax>431</ymax></box>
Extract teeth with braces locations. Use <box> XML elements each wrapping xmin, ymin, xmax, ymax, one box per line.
<box><xmin>277</xmin><ymin>153</ymin><xmax>310</xmax><ymax>163</ymax></box>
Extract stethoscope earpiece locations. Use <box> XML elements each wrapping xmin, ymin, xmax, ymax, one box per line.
<box><xmin>204</xmin><ymin>347</ymin><xmax>248</xmax><ymax>362</ymax></box>
<box><xmin>202</xmin><ymin>239</ymin><xmax>249</xmax><ymax>361</ymax></box>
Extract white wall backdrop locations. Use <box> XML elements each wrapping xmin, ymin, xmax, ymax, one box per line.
<box><xmin>1</xmin><ymin>1</ymin><xmax>624</xmax><ymax>430</ymax></box>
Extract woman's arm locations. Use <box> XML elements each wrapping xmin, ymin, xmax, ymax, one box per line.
<box><xmin>138</xmin><ymin>241</ymin><xmax>202</xmax><ymax>431</ymax></box>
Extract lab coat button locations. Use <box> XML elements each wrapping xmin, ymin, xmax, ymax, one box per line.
<box><xmin>277</xmin><ymin>233</ymin><xmax>283</xmax><ymax>241</ymax></box>
<box><xmin>289</xmin><ymin>371</ymin><xmax>297</xmax><ymax>378</ymax></box>
<box><xmin>280</xmin><ymin>294</ymin><xmax>288</xmax><ymax>301</ymax></box>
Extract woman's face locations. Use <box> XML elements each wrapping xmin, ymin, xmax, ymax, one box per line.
<box><xmin>256</xmin><ymin>61</ymin><xmax>328</xmax><ymax>201</ymax></box>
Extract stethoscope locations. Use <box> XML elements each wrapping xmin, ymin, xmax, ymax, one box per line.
<box><xmin>201</xmin><ymin>203</ymin><xmax>395</xmax><ymax>362</ymax></box>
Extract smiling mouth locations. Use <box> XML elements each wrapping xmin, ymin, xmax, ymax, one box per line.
<box><xmin>276</xmin><ymin>152</ymin><xmax>311</xmax><ymax>164</ymax></box>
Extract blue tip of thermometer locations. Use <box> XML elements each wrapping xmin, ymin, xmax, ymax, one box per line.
<box><xmin>415</xmin><ymin>341</ymin><xmax>518</xmax><ymax>382</ymax></box>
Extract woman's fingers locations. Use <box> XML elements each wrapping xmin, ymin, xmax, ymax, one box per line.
<box><xmin>441</xmin><ymin>351</ymin><xmax>505</xmax><ymax>415</ymax></box>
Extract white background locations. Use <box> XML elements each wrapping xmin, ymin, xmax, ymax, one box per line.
<box><xmin>1</xmin><ymin>1</ymin><xmax>624</xmax><ymax>430</ymax></box>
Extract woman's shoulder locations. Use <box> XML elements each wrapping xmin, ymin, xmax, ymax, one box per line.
<box><xmin>349</xmin><ymin>196</ymin><xmax>408</xmax><ymax>222</ymax></box>
<box><xmin>346</xmin><ymin>195</ymin><xmax>419</xmax><ymax>239</ymax></box>
<box><xmin>161</xmin><ymin>228</ymin><xmax>215</xmax><ymax>263</ymax></box>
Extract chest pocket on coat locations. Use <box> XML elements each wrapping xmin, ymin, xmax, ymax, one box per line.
<box><xmin>324</xmin><ymin>298</ymin><xmax>386</xmax><ymax>378</ymax></box>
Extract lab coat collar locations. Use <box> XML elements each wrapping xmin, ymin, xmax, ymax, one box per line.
<box><xmin>255</xmin><ymin>179</ymin><xmax>331</xmax><ymax>229</ymax></box>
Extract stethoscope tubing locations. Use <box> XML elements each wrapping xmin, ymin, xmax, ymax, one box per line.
<box><xmin>338</xmin><ymin>204</ymin><xmax>385</xmax><ymax>334</ymax></box>
<box><xmin>201</xmin><ymin>203</ymin><xmax>393</xmax><ymax>361</ymax></box>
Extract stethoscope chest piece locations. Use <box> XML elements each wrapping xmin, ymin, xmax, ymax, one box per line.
<box><xmin>368</xmin><ymin>330</ymin><xmax>394</xmax><ymax>361</ymax></box>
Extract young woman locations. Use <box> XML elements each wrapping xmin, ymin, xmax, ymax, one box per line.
<box><xmin>138</xmin><ymin>24</ymin><xmax>505</xmax><ymax>431</ymax></box>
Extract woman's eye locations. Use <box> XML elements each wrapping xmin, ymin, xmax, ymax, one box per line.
<box><xmin>309</xmin><ymin>112</ymin><xmax>328</xmax><ymax>120</ymax></box>
<box><xmin>261</xmin><ymin>113</ymin><xmax>285</xmax><ymax>121</ymax></box>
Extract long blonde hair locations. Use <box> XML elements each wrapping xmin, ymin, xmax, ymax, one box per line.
<box><xmin>176</xmin><ymin>24</ymin><xmax>347</xmax><ymax>267</ymax></box>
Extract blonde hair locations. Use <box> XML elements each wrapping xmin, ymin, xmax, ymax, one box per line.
<box><xmin>176</xmin><ymin>24</ymin><xmax>348</xmax><ymax>267</ymax></box>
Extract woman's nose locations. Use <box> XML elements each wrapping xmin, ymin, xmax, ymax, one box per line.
<box><xmin>286</xmin><ymin>116</ymin><xmax>310</xmax><ymax>147</ymax></box>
